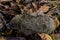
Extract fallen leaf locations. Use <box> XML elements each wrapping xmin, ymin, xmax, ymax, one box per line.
<box><xmin>38</xmin><ymin>33</ymin><xmax>52</xmax><ymax>40</ymax></box>
<box><xmin>39</xmin><ymin>4</ymin><xmax>50</xmax><ymax>13</ymax></box>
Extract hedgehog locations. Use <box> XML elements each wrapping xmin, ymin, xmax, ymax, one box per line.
<box><xmin>10</xmin><ymin>13</ymin><xmax>55</xmax><ymax>36</ymax></box>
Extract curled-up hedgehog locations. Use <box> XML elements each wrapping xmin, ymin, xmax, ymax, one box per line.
<box><xmin>9</xmin><ymin>13</ymin><xmax>55</xmax><ymax>37</ymax></box>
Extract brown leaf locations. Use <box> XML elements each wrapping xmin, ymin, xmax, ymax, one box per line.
<box><xmin>39</xmin><ymin>5</ymin><xmax>50</xmax><ymax>13</ymax></box>
<box><xmin>38</xmin><ymin>33</ymin><xmax>52</xmax><ymax>40</ymax></box>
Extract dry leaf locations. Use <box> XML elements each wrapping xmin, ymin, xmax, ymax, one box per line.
<box><xmin>38</xmin><ymin>33</ymin><xmax>52</xmax><ymax>40</ymax></box>
<box><xmin>47</xmin><ymin>11</ymin><xmax>53</xmax><ymax>17</ymax></box>
<box><xmin>39</xmin><ymin>4</ymin><xmax>50</xmax><ymax>13</ymax></box>
<box><xmin>54</xmin><ymin>17</ymin><xmax>59</xmax><ymax>30</ymax></box>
